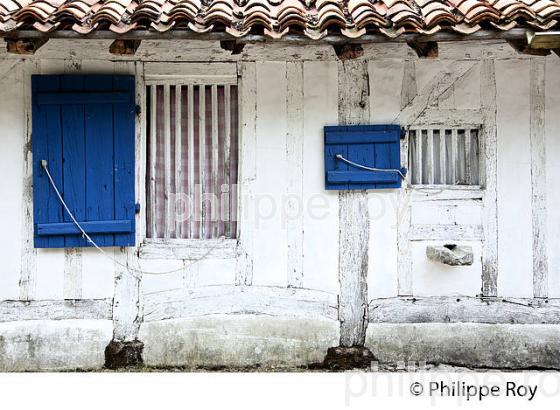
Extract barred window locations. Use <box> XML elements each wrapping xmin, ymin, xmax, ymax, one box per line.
<box><xmin>408</xmin><ymin>127</ymin><xmax>480</xmax><ymax>186</ymax></box>
<box><xmin>146</xmin><ymin>83</ymin><xmax>239</xmax><ymax>239</ymax></box>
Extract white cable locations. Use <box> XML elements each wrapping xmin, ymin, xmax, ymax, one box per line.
<box><xmin>40</xmin><ymin>160</ymin><xmax>223</xmax><ymax>277</ymax></box>
<box><xmin>335</xmin><ymin>154</ymin><xmax>443</xmax><ymax>194</ymax></box>
<box><xmin>335</xmin><ymin>154</ymin><xmax>407</xmax><ymax>180</ymax></box>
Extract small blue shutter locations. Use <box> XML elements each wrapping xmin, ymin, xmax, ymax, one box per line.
<box><xmin>32</xmin><ymin>75</ymin><xmax>136</xmax><ymax>248</ymax></box>
<box><xmin>324</xmin><ymin>125</ymin><xmax>404</xmax><ymax>190</ymax></box>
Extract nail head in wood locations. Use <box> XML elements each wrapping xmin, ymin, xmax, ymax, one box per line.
<box><xmin>333</xmin><ymin>44</ymin><xmax>364</xmax><ymax>60</ymax></box>
<box><xmin>5</xmin><ymin>37</ymin><xmax>48</xmax><ymax>55</ymax></box>
<box><xmin>109</xmin><ymin>39</ymin><xmax>141</xmax><ymax>55</ymax></box>
<box><xmin>406</xmin><ymin>41</ymin><xmax>438</xmax><ymax>58</ymax></box>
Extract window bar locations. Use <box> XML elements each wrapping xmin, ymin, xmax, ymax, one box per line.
<box><xmin>223</xmin><ymin>85</ymin><xmax>231</xmax><ymax>238</ymax></box>
<box><xmin>163</xmin><ymin>84</ymin><xmax>171</xmax><ymax>239</ymax></box>
<box><xmin>465</xmin><ymin>128</ymin><xmax>472</xmax><ymax>185</ymax></box>
<box><xmin>187</xmin><ymin>84</ymin><xmax>195</xmax><ymax>239</ymax></box>
<box><xmin>439</xmin><ymin>128</ymin><xmax>446</xmax><ymax>185</ymax></box>
<box><xmin>451</xmin><ymin>128</ymin><xmax>458</xmax><ymax>185</ymax></box>
<box><xmin>416</xmin><ymin>129</ymin><xmax>423</xmax><ymax>184</ymax></box>
<box><xmin>211</xmin><ymin>84</ymin><xmax>219</xmax><ymax>238</ymax></box>
<box><xmin>427</xmin><ymin>128</ymin><xmax>434</xmax><ymax>185</ymax></box>
<box><xmin>199</xmin><ymin>86</ymin><xmax>206</xmax><ymax>239</ymax></box>
<box><xmin>174</xmin><ymin>85</ymin><xmax>182</xmax><ymax>239</ymax></box>
<box><xmin>149</xmin><ymin>84</ymin><xmax>158</xmax><ymax>238</ymax></box>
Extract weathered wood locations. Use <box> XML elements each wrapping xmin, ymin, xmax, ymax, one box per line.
<box><xmin>144</xmin><ymin>62</ymin><xmax>237</xmax><ymax>84</ymax></box>
<box><xmin>19</xmin><ymin>59</ymin><xmax>37</xmax><ymax>301</ymax></box>
<box><xmin>530</xmin><ymin>58</ymin><xmax>548</xmax><ymax>298</ymax></box>
<box><xmin>5</xmin><ymin>38</ymin><xmax>48</xmax><ymax>54</ymax></box>
<box><xmin>235</xmin><ymin>62</ymin><xmax>257</xmax><ymax>286</ymax></box>
<box><xmin>135</xmin><ymin>62</ymin><xmax>147</xmax><ymax>242</ymax></box>
<box><xmin>286</xmin><ymin>61</ymin><xmax>304</xmax><ymax>288</ymax></box>
<box><xmin>507</xmin><ymin>39</ymin><xmax>550</xmax><ymax>56</ymax></box>
<box><xmin>409</xmin><ymin>224</ymin><xmax>484</xmax><ymax>241</ymax></box>
<box><xmin>163</xmin><ymin>84</ymin><xmax>171</xmax><ymax>238</ymax></box>
<box><xmin>333</xmin><ymin>44</ymin><xmax>364</xmax><ymax>60</ymax></box>
<box><xmin>369</xmin><ymin>296</ymin><xmax>560</xmax><ymax>324</ymax></box>
<box><xmin>395</xmin><ymin>61</ymin><xmax>477</xmax><ymax>125</ymax></box>
<box><xmin>413</xmin><ymin>108</ymin><xmax>483</xmax><ymax>128</ymax></box>
<box><xmin>0</xmin><ymin>299</ymin><xmax>112</xmax><ymax>322</ymax></box>
<box><xmin>143</xmin><ymin>285</ymin><xmax>338</xmax><ymax>322</ymax></box>
<box><xmin>109</xmin><ymin>39</ymin><xmax>141</xmax><ymax>56</ymax></box>
<box><xmin>406</xmin><ymin>41</ymin><xmax>438</xmax><ymax>58</ymax></box>
<box><xmin>480</xmin><ymin>59</ymin><xmax>498</xmax><ymax>297</ymax></box>
<box><xmin>112</xmin><ymin>248</ymin><xmax>142</xmax><ymax>342</ymax></box>
<box><xmin>149</xmin><ymin>83</ymin><xmax>158</xmax><ymax>237</ymax></box>
<box><xmin>397</xmin><ymin>60</ymin><xmax>414</xmax><ymax>295</ymax></box>
<box><xmin>139</xmin><ymin>238</ymin><xmax>238</xmax><ymax>260</ymax></box>
<box><xmin>63</xmin><ymin>248</ymin><xmax>82</xmax><ymax>300</ymax></box>
<box><xmin>175</xmin><ymin>84</ymin><xmax>182</xmax><ymax>238</ymax></box>
<box><xmin>220</xmin><ymin>40</ymin><xmax>245</xmax><ymax>55</ymax></box>
<box><xmin>337</xmin><ymin>59</ymin><xmax>370</xmax><ymax>347</ymax></box>
<box><xmin>2</xmin><ymin>29</ymin><xmax>531</xmax><ymax>44</ymax></box>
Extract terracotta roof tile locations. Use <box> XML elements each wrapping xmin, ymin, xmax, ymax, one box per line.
<box><xmin>1</xmin><ymin>0</ymin><xmax>560</xmax><ymax>38</ymax></box>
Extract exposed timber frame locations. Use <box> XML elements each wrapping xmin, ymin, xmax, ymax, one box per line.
<box><xmin>336</xmin><ymin>60</ymin><xmax>370</xmax><ymax>347</ymax></box>
<box><xmin>1</xmin><ymin>29</ymin><xmax>532</xmax><ymax>44</ymax></box>
<box><xmin>369</xmin><ymin>296</ymin><xmax>560</xmax><ymax>324</ymax></box>
<box><xmin>530</xmin><ymin>58</ymin><xmax>548</xmax><ymax>298</ymax></box>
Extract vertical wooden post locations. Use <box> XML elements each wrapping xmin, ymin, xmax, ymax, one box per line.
<box><xmin>286</xmin><ymin>61</ymin><xmax>304</xmax><ymax>288</ymax></box>
<box><xmin>530</xmin><ymin>58</ymin><xmax>548</xmax><ymax>298</ymax></box>
<box><xmin>337</xmin><ymin>60</ymin><xmax>370</xmax><ymax>347</ymax></box>
<box><xmin>481</xmin><ymin>59</ymin><xmax>499</xmax><ymax>297</ymax></box>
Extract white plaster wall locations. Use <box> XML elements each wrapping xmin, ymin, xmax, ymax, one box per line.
<box><xmin>0</xmin><ymin>62</ymin><xmax>25</xmax><ymax>301</ymax></box>
<box><xmin>495</xmin><ymin>59</ymin><xmax>533</xmax><ymax>298</ymax></box>
<box><xmin>545</xmin><ymin>55</ymin><xmax>560</xmax><ymax>298</ymax></box>
<box><xmin>0</xmin><ymin>41</ymin><xmax>555</xmax><ymax>314</ymax></box>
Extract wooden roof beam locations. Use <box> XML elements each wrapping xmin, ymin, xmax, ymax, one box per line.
<box><xmin>109</xmin><ymin>39</ymin><xmax>141</xmax><ymax>55</ymax></box>
<box><xmin>507</xmin><ymin>39</ymin><xmax>551</xmax><ymax>56</ymax></box>
<box><xmin>5</xmin><ymin>37</ymin><xmax>48</xmax><ymax>54</ymax></box>
<box><xmin>406</xmin><ymin>40</ymin><xmax>438</xmax><ymax>58</ymax></box>
<box><xmin>333</xmin><ymin>44</ymin><xmax>364</xmax><ymax>60</ymax></box>
<box><xmin>220</xmin><ymin>40</ymin><xmax>245</xmax><ymax>55</ymax></box>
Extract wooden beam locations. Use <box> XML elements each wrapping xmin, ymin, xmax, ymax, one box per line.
<box><xmin>406</xmin><ymin>41</ymin><xmax>438</xmax><ymax>58</ymax></box>
<box><xmin>109</xmin><ymin>39</ymin><xmax>141</xmax><ymax>55</ymax></box>
<box><xmin>333</xmin><ymin>44</ymin><xmax>364</xmax><ymax>60</ymax></box>
<box><xmin>0</xmin><ymin>299</ymin><xmax>112</xmax><ymax>322</ymax></box>
<box><xmin>368</xmin><ymin>296</ymin><xmax>560</xmax><ymax>324</ymax></box>
<box><xmin>507</xmin><ymin>39</ymin><xmax>550</xmax><ymax>56</ymax></box>
<box><xmin>5</xmin><ymin>37</ymin><xmax>48</xmax><ymax>54</ymax></box>
<box><xmin>220</xmin><ymin>40</ymin><xmax>245</xmax><ymax>55</ymax></box>
<box><xmin>0</xmin><ymin>28</ymin><xmax>532</xmax><ymax>44</ymax></box>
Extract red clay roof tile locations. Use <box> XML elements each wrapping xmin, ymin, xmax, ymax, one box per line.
<box><xmin>0</xmin><ymin>0</ymin><xmax>559</xmax><ymax>38</ymax></box>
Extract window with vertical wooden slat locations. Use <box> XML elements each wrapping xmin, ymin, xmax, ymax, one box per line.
<box><xmin>146</xmin><ymin>83</ymin><xmax>239</xmax><ymax>239</ymax></box>
<box><xmin>408</xmin><ymin>127</ymin><xmax>480</xmax><ymax>186</ymax></box>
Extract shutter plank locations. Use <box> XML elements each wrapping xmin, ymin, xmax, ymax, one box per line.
<box><xmin>60</xmin><ymin>75</ymin><xmax>87</xmax><ymax>247</ymax></box>
<box><xmin>113</xmin><ymin>75</ymin><xmax>136</xmax><ymax>246</ymax></box>
<box><xmin>84</xmin><ymin>75</ymin><xmax>115</xmax><ymax>246</ymax></box>
<box><xmin>32</xmin><ymin>75</ymin><xmax>64</xmax><ymax>248</ymax></box>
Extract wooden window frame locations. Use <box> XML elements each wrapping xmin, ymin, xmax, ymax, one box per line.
<box><xmin>137</xmin><ymin>63</ymin><xmax>240</xmax><ymax>260</ymax></box>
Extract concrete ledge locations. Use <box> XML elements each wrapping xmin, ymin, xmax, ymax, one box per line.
<box><xmin>366</xmin><ymin>323</ymin><xmax>560</xmax><ymax>369</ymax></box>
<box><xmin>139</xmin><ymin>314</ymin><xmax>339</xmax><ymax>369</ymax></box>
<box><xmin>0</xmin><ymin>319</ymin><xmax>112</xmax><ymax>371</ymax></box>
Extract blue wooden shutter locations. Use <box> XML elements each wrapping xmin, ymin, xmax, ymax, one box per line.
<box><xmin>324</xmin><ymin>125</ymin><xmax>404</xmax><ymax>190</ymax></box>
<box><xmin>32</xmin><ymin>75</ymin><xmax>136</xmax><ymax>248</ymax></box>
